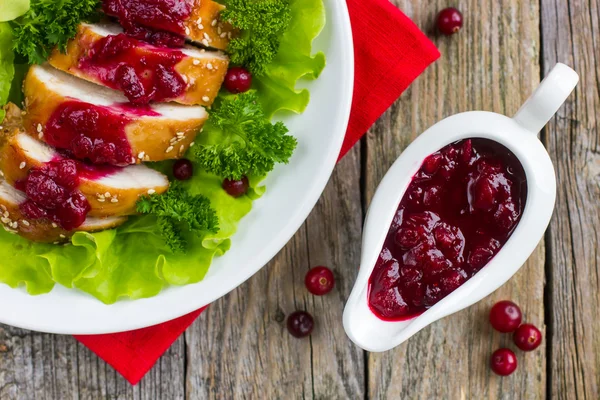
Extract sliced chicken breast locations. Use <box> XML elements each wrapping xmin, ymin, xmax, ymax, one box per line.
<box><xmin>1</xmin><ymin>131</ymin><xmax>169</xmax><ymax>218</ymax></box>
<box><xmin>102</xmin><ymin>0</ymin><xmax>234</xmax><ymax>51</ymax></box>
<box><xmin>24</xmin><ymin>64</ymin><xmax>206</xmax><ymax>165</ymax></box>
<box><xmin>48</xmin><ymin>23</ymin><xmax>229</xmax><ymax>106</ymax></box>
<box><xmin>0</xmin><ymin>178</ymin><xmax>127</xmax><ymax>243</ymax></box>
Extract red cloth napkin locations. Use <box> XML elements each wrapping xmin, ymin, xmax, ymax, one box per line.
<box><xmin>74</xmin><ymin>0</ymin><xmax>440</xmax><ymax>385</ymax></box>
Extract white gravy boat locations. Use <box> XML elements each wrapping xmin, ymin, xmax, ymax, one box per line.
<box><xmin>343</xmin><ymin>63</ymin><xmax>578</xmax><ymax>352</ymax></box>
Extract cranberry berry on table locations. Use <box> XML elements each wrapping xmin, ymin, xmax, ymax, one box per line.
<box><xmin>436</xmin><ymin>7</ymin><xmax>463</xmax><ymax>36</ymax></box>
<box><xmin>287</xmin><ymin>311</ymin><xmax>314</xmax><ymax>338</ymax></box>
<box><xmin>222</xmin><ymin>176</ymin><xmax>249</xmax><ymax>197</ymax></box>
<box><xmin>489</xmin><ymin>300</ymin><xmax>522</xmax><ymax>333</ymax></box>
<box><xmin>305</xmin><ymin>266</ymin><xmax>335</xmax><ymax>295</ymax></box>
<box><xmin>224</xmin><ymin>67</ymin><xmax>252</xmax><ymax>94</ymax></box>
<box><xmin>490</xmin><ymin>348</ymin><xmax>518</xmax><ymax>376</ymax></box>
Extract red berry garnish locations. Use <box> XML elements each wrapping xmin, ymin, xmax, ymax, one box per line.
<box><xmin>305</xmin><ymin>266</ymin><xmax>335</xmax><ymax>295</ymax></box>
<box><xmin>287</xmin><ymin>311</ymin><xmax>314</xmax><ymax>338</ymax></box>
<box><xmin>173</xmin><ymin>159</ymin><xmax>193</xmax><ymax>181</ymax></box>
<box><xmin>490</xmin><ymin>348</ymin><xmax>517</xmax><ymax>376</ymax></box>
<box><xmin>224</xmin><ymin>67</ymin><xmax>252</xmax><ymax>93</ymax></box>
<box><xmin>513</xmin><ymin>323</ymin><xmax>542</xmax><ymax>351</ymax></box>
<box><xmin>489</xmin><ymin>300</ymin><xmax>522</xmax><ymax>332</ymax></box>
<box><xmin>222</xmin><ymin>176</ymin><xmax>249</xmax><ymax>197</ymax></box>
<box><xmin>436</xmin><ymin>7</ymin><xmax>463</xmax><ymax>36</ymax></box>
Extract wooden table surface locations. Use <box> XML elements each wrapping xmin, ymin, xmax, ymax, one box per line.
<box><xmin>1</xmin><ymin>0</ymin><xmax>599</xmax><ymax>398</ymax></box>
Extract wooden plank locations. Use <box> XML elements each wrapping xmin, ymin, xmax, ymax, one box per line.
<box><xmin>366</xmin><ymin>1</ymin><xmax>546</xmax><ymax>398</ymax></box>
<box><xmin>185</xmin><ymin>145</ymin><xmax>365</xmax><ymax>399</ymax></box>
<box><xmin>0</xmin><ymin>324</ymin><xmax>186</xmax><ymax>399</ymax></box>
<box><xmin>541</xmin><ymin>0</ymin><xmax>600</xmax><ymax>398</ymax></box>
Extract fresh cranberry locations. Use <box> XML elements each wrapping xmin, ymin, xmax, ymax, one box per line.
<box><xmin>305</xmin><ymin>266</ymin><xmax>335</xmax><ymax>295</ymax></box>
<box><xmin>436</xmin><ymin>8</ymin><xmax>463</xmax><ymax>36</ymax></box>
<box><xmin>222</xmin><ymin>176</ymin><xmax>249</xmax><ymax>197</ymax></box>
<box><xmin>286</xmin><ymin>311</ymin><xmax>314</xmax><ymax>338</ymax></box>
<box><xmin>173</xmin><ymin>159</ymin><xmax>193</xmax><ymax>181</ymax></box>
<box><xmin>375</xmin><ymin>259</ymin><xmax>401</xmax><ymax>290</ymax></box>
<box><xmin>489</xmin><ymin>300</ymin><xmax>522</xmax><ymax>332</ymax></box>
<box><xmin>224</xmin><ymin>67</ymin><xmax>252</xmax><ymax>93</ymax></box>
<box><xmin>513</xmin><ymin>323</ymin><xmax>542</xmax><ymax>351</ymax></box>
<box><xmin>490</xmin><ymin>348</ymin><xmax>517</xmax><ymax>376</ymax></box>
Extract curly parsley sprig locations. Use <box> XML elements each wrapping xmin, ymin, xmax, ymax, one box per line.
<box><xmin>10</xmin><ymin>0</ymin><xmax>101</xmax><ymax>65</ymax></box>
<box><xmin>136</xmin><ymin>183</ymin><xmax>219</xmax><ymax>254</ymax></box>
<box><xmin>192</xmin><ymin>91</ymin><xmax>297</xmax><ymax>180</ymax></box>
<box><xmin>220</xmin><ymin>0</ymin><xmax>291</xmax><ymax>76</ymax></box>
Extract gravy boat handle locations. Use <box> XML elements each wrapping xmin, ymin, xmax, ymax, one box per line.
<box><xmin>343</xmin><ymin>63</ymin><xmax>579</xmax><ymax>352</ymax></box>
<box><xmin>513</xmin><ymin>63</ymin><xmax>579</xmax><ymax>135</ymax></box>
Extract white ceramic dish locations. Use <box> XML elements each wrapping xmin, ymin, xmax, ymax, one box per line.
<box><xmin>343</xmin><ymin>63</ymin><xmax>578</xmax><ymax>352</ymax></box>
<box><xmin>0</xmin><ymin>0</ymin><xmax>354</xmax><ymax>334</ymax></box>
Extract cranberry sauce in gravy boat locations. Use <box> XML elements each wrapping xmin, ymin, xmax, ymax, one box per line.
<box><xmin>343</xmin><ymin>63</ymin><xmax>578</xmax><ymax>352</ymax></box>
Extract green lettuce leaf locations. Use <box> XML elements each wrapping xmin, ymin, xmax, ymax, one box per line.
<box><xmin>254</xmin><ymin>0</ymin><xmax>326</xmax><ymax>117</ymax></box>
<box><xmin>0</xmin><ymin>22</ymin><xmax>15</xmax><ymax>122</ymax></box>
<box><xmin>0</xmin><ymin>0</ymin><xmax>30</xmax><ymax>22</ymax></box>
<box><xmin>0</xmin><ymin>0</ymin><xmax>326</xmax><ymax>303</ymax></box>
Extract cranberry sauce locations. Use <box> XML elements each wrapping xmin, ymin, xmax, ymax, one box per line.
<box><xmin>45</xmin><ymin>101</ymin><xmax>157</xmax><ymax>166</ymax></box>
<box><xmin>78</xmin><ymin>34</ymin><xmax>186</xmax><ymax>104</ymax></box>
<box><xmin>103</xmin><ymin>0</ymin><xmax>191</xmax><ymax>47</ymax></box>
<box><xmin>16</xmin><ymin>158</ymin><xmax>120</xmax><ymax>230</ymax></box>
<box><xmin>368</xmin><ymin>139</ymin><xmax>527</xmax><ymax>321</ymax></box>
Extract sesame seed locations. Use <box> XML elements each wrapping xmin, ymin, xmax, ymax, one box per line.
<box><xmin>166</xmin><ymin>146</ymin><xmax>174</xmax><ymax>153</ymax></box>
<box><xmin>182</xmin><ymin>75</ymin><xmax>188</xmax><ymax>83</ymax></box>
<box><xmin>197</xmin><ymin>23</ymin><xmax>204</xmax><ymax>30</ymax></box>
<box><xmin>53</xmin><ymin>241</ymin><xmax>59</xmax><ymax>245</ymax></box>
<box><xmin>206</xmin><ymin>63</ymin><xmax>213</xmax><ymax>70</ymax></box>
<box><xmin>59</xmin><ymin>234</ymin><xmax>66</xmax><ymax>239</ymax></box>
<box><xmin>21</xmin><ymin>220</ymin><xmax>30</xmax><ymax>227</ymax></box>
<box><xmin>228</xmin><ymin>32</ymin><xmax>232</xmax><ymax>39</ymax></box>
<box><xmin>2</xmin><ymin>211</ymin><xmax>8</xmax><ymax>218</ymax></box>
<box><xmin>180</xmin><ymin>144</ymin><xmax>184</xmax><ymax>152</ymax></box>
<box><xmin>193</xmin><ymin>59</ymin><xmax>200</xmax><ymax>65</ymax></box>
<box><xmin>0</xmin><ymin>171</ymin><xmax>3</xmax><ymax>177</ymax></box>
<box><xmin>38</xmin><ymin>132</ymin><xmax>44</xmax><ymax>139</ymax></box>
<box><xmin>0</xmin><ymin>205</ymin><xmax>6</xmax><ymax>211</ymax></box>
<box><xmin>138</xmin><ymin>151</ymin><xmax>145</xmax><ymax>159</ymax></box>
<box><xmin>203</xmin><ymin>32</ymin><xmax>210</xmax><ymax>40</ymax></box>
<box><xmin>212</xmin><ymin>19</ymin><xmax>217</xmax><ymax>26</ymax></box>
<box><xmin>1</xmin><ymin>217</ymin><xmax>10</xmax><ymax>224</ymax></box>
<box><xmin>200</xmin><ymin>49</ymin><xmax>206</xmax><ymax>53</ymax></box>
<box><xmin>19</xmin><ymin>162</ymin><xmax>26</xmax><ymax>169</ymax></box>
<box><xmin>131</xmin><ymin>156</ymin><xmax>136</xmax><ymax>163</ymax></box>
<box><xmin>111</xmin><ymin>198</ymin><xmax>119</xmax><ymax>203</ymax></box>
<box><xmin>197</xmin><ymin>17</ymin><xmax>202</xmax><ymax>23</ymax></box>
<box><xmin>147</xmin><ymin>189</ymin><xmax>156</xmax><ymax>195</ymax></box>
<box><xmin>51</xmin><ymin>223</ymin><xmax>58</xmax><ymax>228</ymax></box>
<box><xmin>176</xmin><ymin>131</ymin><xmax>184</xmax><ymax>137</ymax></box>
<box><xmin>98</xmin><ymin>198</ymin><xmax>105</xmax><ymax>203</ymax></box>
<box><xmin>185</xmin><ymin>27</ymin><xmax>190</xmax><ymax>35</ymax></box>
<box><xmin>201</xmin><ymin>39</ymin><xmax>209</xmax><ymax>46</ymax></box>
<box><xmin>105</xmin><ymin>192</ymin><xmax>111</xmax><ymax>197</ymax></box>
<box><xmin>220</xmin><ymin>32</ymin><xmax>227</xmax><ymax>38</ymax></box>
<box><xmin>202</xmin><ymin>96</ymin><xmax>210</xmax><ymax>102</ymax></box>
<box><xmin>21</xmin><ymin>111</ymin><xmax>26</xmax><ymax>116</ymax></box>
<box><xmin>11</xmin><ymin>222</ymin><xmax>18</xmax><ymax>229</ymax></box>
<box><xmin>36</xmin><ymin>124</ymin><xmax>42</xmax><ymax>132</ymax></box>
<box><xmin>190</xmin><ymin>142</ymin><xmax>195</xmax><ymax>147</ymax></box>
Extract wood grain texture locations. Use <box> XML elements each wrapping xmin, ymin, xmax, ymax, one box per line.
<box><xmin>185</xmin><ymin>145</ymin><xmax>365</xmax><ymax>399</ymax></box>
<box><xmin>542</xmin><ymin>0</ymin><xmax>600</xmax><ymax>399</ymax></box>
<box><xmin>0</xmin><ymin>325</ymin><xmax>185</xmax><ymax>399</ymax></box>
<box><xmin>366</xmin><ymin>1</ymin><xmax>546</xmax><ymax>399</ymax></box>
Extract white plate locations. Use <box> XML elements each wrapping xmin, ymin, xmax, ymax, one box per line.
<box><xmin>0</xmin><ymin>0</ymin><xmax>354</xmax><ymax>334</ymax></box>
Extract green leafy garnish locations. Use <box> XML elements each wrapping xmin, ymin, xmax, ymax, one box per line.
<box><xmin>136</xmin><ymin>183</ymin><xmax>219</xmax><ymax>254</ymax></box>
<box><xmin>192</xmin><ymin>91</ymin><xmax>297</xmax><ymax>179</ymax></box>
<box><xmin>0</xmin><ymin>22</ymin><xmax>15</xmax><ymax>122</ymax></box>
<box><xmin>10</xmin><ymin>0</ymin><xmax>101</xmax><ymax>65</ymax></box>
<box><xmin>220</xmin><ymin>0</ymin><xmax>291</xmax><ymax>76</ymax></box>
